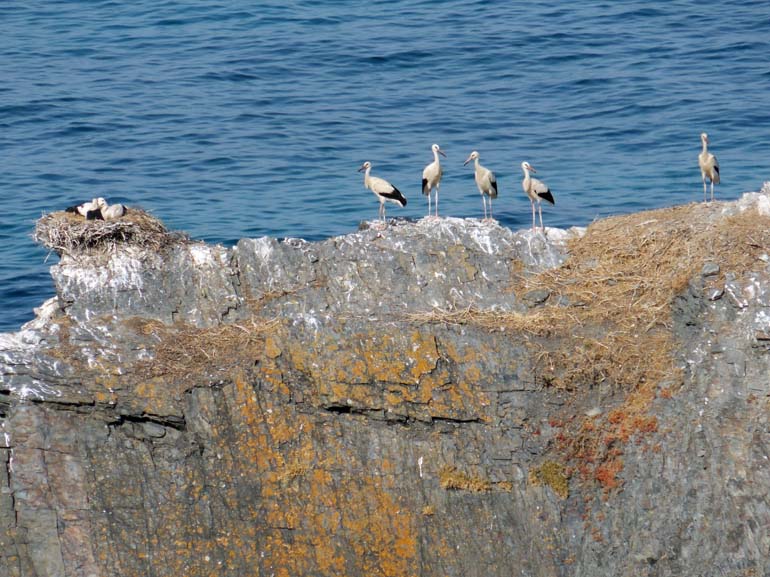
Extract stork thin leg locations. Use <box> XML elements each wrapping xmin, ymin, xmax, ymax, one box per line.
<box><xmin>482</xmin><ymin>196</ymin><xmax>487</xmax><ymax>220</ymax></box>
<box><xmin>531</xmin><ymin>201</ymin><xmax>536</xmax><ymax>231</ymax></box>
<box><xmin>538</xmin><ymin>202</ymin><xmax>544</xmax><ymax>232</ymax></box>
<box><xmin>435</xmin><ymin>189</ymin><xmax>439</xmax><ymax>218</ymax></box>
<box><xmin>711</xmin><ymin>181</ymin><xmax>715</xmax><ymax>202</ymax></box>
<box><xmin>427</xmin><ymin>194</ymin><xmax>431</xmax><ymax>218</ymax></box>
<box><xmin>703</xmin><ymin>178</ymin><xmax>707</xmax><ymax>202</ymax></box>
<box><xmin>489</xmin><ymin>198</ymin><xmax>493</xmax><ymax>221</ymax></box>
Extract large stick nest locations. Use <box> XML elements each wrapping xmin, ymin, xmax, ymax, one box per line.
<box><xmin>34</xmin><ymin>208</ymin><xmax>188</xmax><ymax>255</ymax></box>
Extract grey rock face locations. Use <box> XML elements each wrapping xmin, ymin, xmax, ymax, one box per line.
<box><xmin>52</xmin><ymin>242</ymin><xmax>240</xmax><ymax>327</ymax></box>
<box><xmin>234</xmin><ymin>218</ymin><xmax>579</xmax><ymax>320</ymax></box>
<box><xmin>1</xmin><ymin>196</ymin><xmax>770</xmax><ymax>576</ymax></box>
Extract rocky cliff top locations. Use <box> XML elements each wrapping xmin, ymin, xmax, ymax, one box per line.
<box><xmin>2</xmin><ymin>189</ymin><xmax>770</xmax><ymax>576</ymax></box>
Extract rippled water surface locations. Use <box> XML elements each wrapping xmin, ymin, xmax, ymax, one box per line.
<box><xmin>2</xmin><ymin>1</ymin><xmax>769</xmax><ymax>331</ymax></box>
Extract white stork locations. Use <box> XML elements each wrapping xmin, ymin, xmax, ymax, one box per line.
<box><xmin>521</xmin><ymin>161</ymin><xmax>555</xmax><ymax>232</ymax></box>
<box><xmin>422</xmin><ymin>143</ymin><xmax>446</xmax><ymax>218</ymax></box>
<box><xmin>358</xmin><ymin>161</ymin><xmax>407</xmax><ymax>223</ymax></box>
<box><xmin>699</xmin><ymin>132</ymin><xmax>720</xmax><ymax>202</ymax></box>
<box><xmin>463</xmin><ymin>150</ymin><xmax>498</xmax><ymax>221</ymax></box>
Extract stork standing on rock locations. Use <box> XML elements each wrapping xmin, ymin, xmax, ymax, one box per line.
<box><xmin>422</xmin><ymin>143</ymin><xmax>446</xmax><ymax>218</ymax></box>
<box><xmin>463</xmin><ymin>150</ymin><xmax>498</xmax><ymax>221</ymax></box>
<box><xmin>699</xmin><ymin>132</ymin><xmax>720</xmax><ymax>202</ymax></box>
<box><xmin>521</xmin><ymin>161</ymin><xmax>555</xmax><ymax>232</ymax></box>
<box><xmin>358</xmin><ymin>161</ymin><xmax>407</xmax><ymax>224</ymax></box>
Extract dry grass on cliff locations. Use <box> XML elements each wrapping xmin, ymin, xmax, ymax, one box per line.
<box><xmin>413</xmin><ymin>201</ymin><xmax>770</xmax><ymax>493</ymax></box>
<box><xmin>130</xmin><ymin>317</ymin><xmax>280</xmax><ymax>381</ymax></box>
<box><xmin>410</xmin><ymin>202</ymin><xmax>770</xmax><ymax>393</ymax></box>
<box><xmin>520</xmin><ymin>203</ymin><xmax>770</xmax><ymax>391</ymax></box>
<box><xmin>34</xmin><ymin>209</ymin><xmax>186</xmax><ymax>256</ymax></box>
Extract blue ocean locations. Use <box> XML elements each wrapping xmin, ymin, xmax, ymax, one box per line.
<box><xmin>1</xmin><ymin>1</ymin><xmax>769</xmax><ymax>332</ymax></box>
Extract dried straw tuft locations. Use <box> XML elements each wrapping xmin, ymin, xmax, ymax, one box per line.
<box><xmin>132</xmin><ymin>317</ymin><xmax>280</xmax><ymax>381</ymax></box>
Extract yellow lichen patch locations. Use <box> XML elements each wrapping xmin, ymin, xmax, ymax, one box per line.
<box><xmin>281</xmin><ymin>325</ymin><xmax>497</xmax><ymax>421</ymax></box>
<box><xmin>187</xmin><ymin>369</ymin><xmax>415</xmax><ymax>576</ymax></box>
<box><xmin>340</xmin><ymin>481</ymin><xmax>419</xmax><ymax>577</ymax></box>
<box><xmin>264</xmin><ymin>335</ymin><xmax>283</xmax><ymax>359</ymax></box>
<box><xmin>362</xmin><ymin>332</ymin><xmax>411</xmax><ymax>383</ymax></box>
<box><xmin>316</xmin><ymin>381</ymin><xmax>377</xmax><ymax>409</ymax></box>
<box><xmin>202</xmin><ymin>368</ymin><xmax>426</xmax><ymax>576</ymax></box>
<box><xmin>404</xmin><ymin>329</ymin><xmax>441</xmax><ymax>382</ymax></box>
<box><xmin>92</xmin><ymin>375</ymin><xmax>120</xmax><ymax>405</ymax></box>
<box><xmin>286</xmin><ymin>327</ymin><xmax>439</xmax><ymax>387</ymax></box>
<box><xmin>529</xmin><ymin>461</ymin><xmax>569</xmax><ymax>499</ymax></box>
<box><xmin>286</xmin><ymin>332</ymin><xmax>365</xmax><ymax>385</ymax></box>
<box><xmin>425</xmin><ymin>377</ymin><xmax>492</xmax><ymax>423</ymax></box>
<box><xmin>131</xmin><ymin>378</ymin><xmax>187</xmax><ymax>417</ymax></box>
<box><xmin>274</xmin><ymin>460</ymin><xmax>310</xmax><ymax>484</ymax></box>
<box><xmin>446</xmin><ymin>244</ymin><xmax>479</xmax><ymax>282</ymax></box>
<box><xmin>496</xmin><ymin>480</ymin><xmax>514</xmax><ymax>492</ymax></box>
<box><xmin>438</xmin><ymin>465</ymin><xmax>491</xmax><ymax>493</ymax></box>
<box><xmin>440</xmin><ymin>336</ymin><xmax>480</xmax><ymax>365</ymax></box>
<box><xmin>413</xmin><ymin>364</ymin><xmax>451</xmax><ymax>404</ymax></box>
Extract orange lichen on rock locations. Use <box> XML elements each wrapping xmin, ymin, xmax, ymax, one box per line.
<box><xmin>287</xmin><ymin>326</ymin><xmax>439</xmax><ymax>386</ymax></box>
<box><xmin>282</xmin><ymin>325</ymin><xmax>490</xmax><ymax>422</ymax></box>
<box><xmin>595</xmin><ymin>458</ymin><xmax>624</xmax><ymax>491</ymax></box>
<box><xmin>168</xmin><ymin>368</ymin><xmax>424</xmax><ymax>577</ymax></box>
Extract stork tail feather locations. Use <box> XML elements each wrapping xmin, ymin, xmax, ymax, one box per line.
<box><xmin>381</xmin><ymin>186</ymin><xmax>407</xmax><ymax>206</ymax></box>
<box><xmin>538</xmin><ymin>190</ymin><xmax>555</xmax><ymax>205</ymax></box>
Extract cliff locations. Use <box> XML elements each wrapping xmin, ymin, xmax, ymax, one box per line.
<box><xmin>2</xmin><ymin>190</ymin><xmax>770</xmax><ymax>577</ymax></box>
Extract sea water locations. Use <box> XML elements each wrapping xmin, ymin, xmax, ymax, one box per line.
<box><xmin>1</xmin><ymin>0</ymin><xmax>769</xmax><ymax>331</ymax></box>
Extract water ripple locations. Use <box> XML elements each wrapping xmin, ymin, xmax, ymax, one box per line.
<box><xmin>0</xmin><ymin>0</ymin><xmax>769</xmax><ymax>331</ymax></box>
